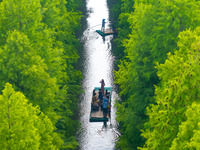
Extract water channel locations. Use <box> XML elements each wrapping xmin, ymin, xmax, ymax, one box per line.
<box><xmin>78</xmin><ymin>0</ymin><xmax>119</xmax><ymax>149</ymax></box>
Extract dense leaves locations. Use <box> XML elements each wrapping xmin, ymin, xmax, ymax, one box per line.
<box><xmin>141</xmin><ymin>27</ymin><xmax>200</xmax><ymax>149</ymax></box>
<box><xmin>0</xmin><ymin>0</ymin><xmax>82</xmax><ymax>149</ymax></box>
<box><xmin>0</xmin><ymin>31</ymin><xmax>58</xmax><ymax>116</ymax></box>
<box><xmin>0</xmin><ymin>83</ymin><xmax>63</xmax><ymax>149</ymax></box>
<box><xmin>110</xmin><ymin>0</ymin><xmax>200</xmax><ymax>149</ymax></box>
<box><xmin>171</xmin><ymin>102</ymin><xmax>200</xmax><ymax>149</ymax></box>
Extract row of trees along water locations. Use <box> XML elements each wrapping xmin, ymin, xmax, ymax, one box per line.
<box><xmin>0</xmin><ymin>0</ymin><xmax>83</xmax><ymax>149</ymax></box>
<box><xmin>109</xmin><ymin>0</ymin><xmax>200</xmax><ymax>149</ymax></box>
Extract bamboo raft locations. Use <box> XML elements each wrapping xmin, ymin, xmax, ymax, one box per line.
<box><xmin>96</xmin><ymin>28</ymin><xmax>117</xmax><ymax>36</ymax></box>
<box><xmin>89</xmin><ymin>87</ymin><xmax>112</xmax><ymax>122</ymax></box>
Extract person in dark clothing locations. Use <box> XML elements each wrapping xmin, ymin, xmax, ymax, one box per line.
<box><xmin>98</xmin><ymin>89</ymin><xmax>103</xmax><ymax>100</ymax></box>
<box><xmin>93</xmin><ymin>89</ymin><xmax>96</xmax><ymax>97</ymax></box>
<box><xmin>105</xmin><ymin>89</ymin><xmax>108</xmax><ymax>96</ymax></box>
<box><xmin>101</xmin><ymin>19</ymin><xmax>106</xmax><ymax>32</ymax></box>
<box><xmin>100</xmin><ymin>79</ymin><xmax>105</xmax><ymax>95</ymax></box>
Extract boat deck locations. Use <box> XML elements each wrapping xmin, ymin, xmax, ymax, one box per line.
<box><xmin>96</xmin><ymin>29</ymin><xmax>117</xmax><ymax>36</ymax></box>
<box><xmin>90</xmin><ymin>103</ymin><xmax>109</xmax><ymax>118</ymax></box>
<box><xmin>89</xmin><ymin>87</ymin><xmax>112</xmax><ymax>122</ymax></box>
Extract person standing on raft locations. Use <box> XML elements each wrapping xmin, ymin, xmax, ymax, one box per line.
<box><xmin>100</xmin><ymin>79</ymin><xmax>105</xmax><ymax>94</ymax></box>
<box><xmin>101</xmin><ymin>19</ymin><xmax>106</xmax><ymax>32</ymax></box>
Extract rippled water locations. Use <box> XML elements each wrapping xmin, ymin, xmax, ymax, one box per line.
<box><xmin>77</xmin><ymin>0</ymin><xmax>119</xmax><ymax>150</ymax></box>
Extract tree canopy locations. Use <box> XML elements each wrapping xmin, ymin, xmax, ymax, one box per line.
<box><xmin>140</xmin><ymin>27</ymin><xmax>200</xmax><ymax>149</ymax></box>
<box><xmin>0</xmin><ymin>0</ymin><xmax>82</xmax><ymax>148</ymax></box>
<box><xmin>110</xmin><ymin>0</ymin><xmax>200</xmax><ymax>149</ymax></box>
<box><xmin>0</xmin><ymin>83</ymin><xmax>63</xmax><ymax>149</ymax></box>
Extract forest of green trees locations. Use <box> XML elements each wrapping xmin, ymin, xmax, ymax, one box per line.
<box><xmin>0</xmin><ymin>0</ymin><xmax>82</xmax><ymax>149</ymax></box>
<box><xmin>109</xmin><ymin>0</ymin><xmax>200</xmax><ymax>149</ymax></box>
<box><xmin>1</xmin><ymin>0</ymin><xmax>200</xmax><ymax>149</ymax></box>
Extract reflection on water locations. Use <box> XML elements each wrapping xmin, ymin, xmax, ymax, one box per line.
<box><xmin>77</xmin><ymin>0</ymin><xmax>119</xmax><ymax>150</ymax></box>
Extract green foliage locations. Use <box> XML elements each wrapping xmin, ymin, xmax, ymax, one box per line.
<box><xmin>0</xmin><ymin>83</ymin><xmax>63</xmax><ymax>149</ymax></box>
<box><xmin>121</xmin><ymin>0</ymin><xmax>135</xmax><ymax>13</ymax></box>
<box><xmin>149</xmin><ymin>0</ymin><xmax>200</xmax><ymax>63</ymax></box>
<box><xmin>108</xmin><ymin>0</ymin><xmax>122</xmax><ymax>22</ymax></box>
<box><xmin>113</xmin><ymin>0</ymin><xmax>200</xmax><ymax>149</ymax></box>
<box><xmin>0</xmin><ymin>0</ymin><xmax>82</xmax><ymax>149</ymax></box>
<box><xmin>140</xmin><ymin>27</ymin><xmax>200</xmax><ymax>149</ymax></box>
<box><xmin>0</xmin><ymin>0</ymin><xmax>42</xmax><ymax>44</ymax></box>
<box><xmin>65</xmin><ymin>0</ymin><xmax>82</xmax><ymax>11</ymax></box>
<box><xmin>171</xmin><ymin>102</ymin><xmax>200</xmax><ymax>150</ymax></box>
<box><xmin>114</xmin><ymin>12</ymin><xmax>132</xmax><ymax>61</ymax></box>
<box><xmin>115</xmin><ymin>3</ymin><xmax>159</xmax><ymax>149</ymax></box>
<box><xmin>0</xmin><ymin>30</ymin><xmax>59</xmax><ymax>121</ymax></box>
<box><xmin>39</xmin><ymin>0</ymin><xmax>82</xmax><ymax>148</ymax></box>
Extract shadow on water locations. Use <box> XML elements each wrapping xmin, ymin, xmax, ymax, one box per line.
<box><xmin>77</xmin><ymin>0</ymin><xmax>120</xmax><ymax>150</ymax></box>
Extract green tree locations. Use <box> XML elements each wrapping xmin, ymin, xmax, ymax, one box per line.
<box><xmin>171</xmin><ymin>102</ymin><xmax>200</xmax><ymax>150</ymax></box>
<box><xmin>39</xmin><ymin>0</ymin><xmax>82</xmax><ymax>148</ymax></box>
<box><xmin>114</xmin><ymin>0</ymin><xmax>200</xmax><ymax>149</ymax></box>
<box><xmin>0</xmin><ymin>0</ymin><xmax>42</xmax><ymax>45</ymax></box>
<box><xmin>140</xmin><ymin>27</ymin><xmax>200</xmax><ymax>149</ymax></box>
<box><xmin>150</xmin><ymin>0</ymin><xmax>200</xmax><ymax>63</ymax></box>
<box><xmin>0</xmin><ymin>0</ymin><xmax>82</xmax><ymax>148</ymax></box>
<box><xmin>0</xmin><ymin>30</ymin><xmax>59</xmax><ymax>122</ymax></box>
<box><xmin>0</xmin><ymin>83</ymin><xmax>63</xmax><ymax>149</ymax></box>
<box><xmin>115</xmin><ymin>3</ymin><xmax>159</xmax><ymax>149</ymax></box>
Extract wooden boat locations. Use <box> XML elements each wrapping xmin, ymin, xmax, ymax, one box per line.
<box><xmin>96</xmin><ymin>28</ymin><xmax>117</xmax><ymax>36</ymax></box>
<box><xmin>89</xmin><ymin>87</ymin><xmax>112</xmax><ymax>123</ymax></box>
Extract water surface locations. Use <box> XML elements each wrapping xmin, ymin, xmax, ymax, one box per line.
<box><xmin>78</xmin><ymin>0</ymin><xmax>119</xmax><ymax>149</ymax></box>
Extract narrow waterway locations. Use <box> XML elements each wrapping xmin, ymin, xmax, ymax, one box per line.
<box><xmin>78</xmin><ymin>0</ymin><xmax>119</xmax><ymax>149</ymax></box>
